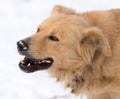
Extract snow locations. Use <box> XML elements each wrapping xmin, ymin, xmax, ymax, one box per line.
<box><xmin>0</xmin><ymin>0</ymin><xmax>119</xmax><ymax>99</ymax></box>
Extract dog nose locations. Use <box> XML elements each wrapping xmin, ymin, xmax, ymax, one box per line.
<box><xmin>17</xmin><ymin>40</ymin><xmax>29</xmax><ymax>51</ymax></box>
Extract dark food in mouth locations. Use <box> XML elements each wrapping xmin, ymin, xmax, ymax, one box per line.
<box><xmin>19</xmin><ymin>57</ymin><xmax>54</xmax><ymax>73</ymax></box>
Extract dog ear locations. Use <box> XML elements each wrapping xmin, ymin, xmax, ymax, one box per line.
<box><xmin>81</xmin><ymin>27</ymin><xmax>111</xmax><ymax>57</ymax></box>
<box><xmin>51</xmin><ymin>5</ymin><xmax>75</xmax><ymax>16</ymax></box>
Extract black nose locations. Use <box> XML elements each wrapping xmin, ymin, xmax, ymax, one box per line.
<box><xmin>17</xmin><ymin>40</ymin><xmax>29</xmax><ymax>51</ymax></box>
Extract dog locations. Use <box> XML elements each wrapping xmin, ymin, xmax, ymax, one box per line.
<box><xmin>17</xmin><ymin>5</ymin><xmax>120</xmax><ymax>99</ymax></box>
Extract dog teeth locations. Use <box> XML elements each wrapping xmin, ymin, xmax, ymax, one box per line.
<box><xmin>38</xmin><ymin>60</ymin><xmax>51</xmax><ymax>64</ymax></box>
<box><xmin>42</xmin><ymin>60</ymin><xmax>46</xmax><ymax>63</ymax></box>
<box><xmin>45</xmin><ymin>60</ymin><xmax>51</xmax><ymax>63</ymax></box>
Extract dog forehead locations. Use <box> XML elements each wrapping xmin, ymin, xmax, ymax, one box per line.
<box><xmin>38</xmin><ymin>16</ymin><xmax>86</xmax><ymax>39</ymax></box>
<box><xmin>40</xmin><ymin>15</ymin><xmax>89</xmax><ymax>29</ymax></box>
<box><xmin>40</xmin><ymin>15</ymin><xmax>77</xmax><ymax>28</ymax></box>
<box><xmin>38</xmin><ymin>18</ymin><xmax>63</xmax><ymax>33</ymax></box>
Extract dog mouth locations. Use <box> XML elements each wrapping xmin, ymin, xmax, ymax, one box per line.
<box><xmin>19</xmin><ymin>57</ymin><xmax>54</xmax><ymax>73</ymax></box>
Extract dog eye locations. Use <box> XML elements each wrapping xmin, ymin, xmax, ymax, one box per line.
<box><xmin>48</xmin><ymin>35</ymin><xmax>59</xmax><ymax>41</ymax></box>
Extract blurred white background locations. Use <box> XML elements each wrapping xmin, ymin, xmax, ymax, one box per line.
<box><xmin>0</xmin><ymin>0</ymin><xmax>119</xmax><ymax>99</ymax></box>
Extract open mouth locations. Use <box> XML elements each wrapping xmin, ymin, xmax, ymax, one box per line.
<box><xmin>19</xmin><ymin>57</ymin><xmax>54</xmax><ymax>73</ymax></box>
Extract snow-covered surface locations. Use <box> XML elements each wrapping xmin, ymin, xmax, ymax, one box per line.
<box><xmin>0</xmin><ymin>0</ymin><xmax>119</xmax><ymax>99</ymax></box>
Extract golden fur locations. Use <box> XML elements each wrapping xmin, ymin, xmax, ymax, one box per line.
<box><xmin>22</xmin><ymin>6</ymin><xmax>120</xmax><ymax>99</ymax></box>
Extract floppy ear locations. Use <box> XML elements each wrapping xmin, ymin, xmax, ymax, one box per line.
<box><xmin>81</xmin><ymin>27</ymin><xmax>111</xmax><ymax>57</ymax></box>
<box><xmin>51</xmin><ymin>5</ymin><xmax>75</xmax><ymax>16</ymax></box>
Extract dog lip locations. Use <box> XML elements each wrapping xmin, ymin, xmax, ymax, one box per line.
<box><xmin>19</xmin><ymin>57</ymin><xmax>54</xmax><ymax>73</ymax></box>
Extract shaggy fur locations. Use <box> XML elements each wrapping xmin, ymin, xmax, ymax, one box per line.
<box><xmin>19</xmin><ymin>6</ymin><xmax>120</xmax><ymax>99</ymax></box>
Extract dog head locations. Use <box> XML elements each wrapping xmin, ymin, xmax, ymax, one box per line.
<box><xmin>17</xmin><ymin>6</ymin><xmax>111</xmax><ymax>78</ymax></box>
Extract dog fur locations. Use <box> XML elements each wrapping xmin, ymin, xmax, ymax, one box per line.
<box><xmin>20</xmin><ymin>6</ymin><xmax>120</xmax><ymax>99</ymax></box>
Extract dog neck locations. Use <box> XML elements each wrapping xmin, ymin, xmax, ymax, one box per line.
<box><xmin>49</xmin><ymin>53</ymin><xmax>112</xmax><ymax>95</ymax></box>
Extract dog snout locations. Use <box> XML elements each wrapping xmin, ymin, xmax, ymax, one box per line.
<box><xmin>17</xmin><ymin>40</ymin><xmax>29</xmax><ymax>52</ymax></box>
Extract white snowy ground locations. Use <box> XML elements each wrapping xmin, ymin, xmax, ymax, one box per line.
<box><xmin>0</xmin><ymin>0</ymin><xmax>119</xmax><ymax>99</ymax></box>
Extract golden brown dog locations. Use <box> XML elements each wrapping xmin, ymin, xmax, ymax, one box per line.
<box><xmin>17</xmin><ymin>6</ymin><xmax>120</xmax><ymax>99</ymax></box>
